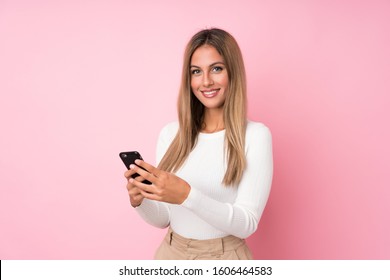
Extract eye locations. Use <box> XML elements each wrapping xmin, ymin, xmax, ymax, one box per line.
<box><xmin>212</xmin><ymin>66</ymin><xmax>223</xmax><ymax>72</ymax></box>
<box><xmin>191</xmin><ymin>68</ymin><xmax>201</xmax><ymax>75</ymax></box>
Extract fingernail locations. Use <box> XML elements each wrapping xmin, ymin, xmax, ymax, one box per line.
<box><xmin>129</xmin><ymin>178</ymin><xmax>134</xmax><ymax>183</ymax></box>
<box><xmin>135</xmin><ymin>159</ymin><xmax>140</xmax><ymax>164</ymax></box>
<box><xmin>130</xmin><ymin>164</ymin><xmax>135</xmax><ymax>169</ymax></box>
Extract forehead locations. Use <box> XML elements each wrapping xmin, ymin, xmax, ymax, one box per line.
<box><xmin>190</xmin><ymin>45</ymin><xmax>224</xmax><ymax>66</ymax></box>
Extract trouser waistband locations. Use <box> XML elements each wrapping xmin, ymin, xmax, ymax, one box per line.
<box><xmin>165</xmin><ymin>227</ymin><xmax>245</xmax><ymax>255</ymax></box>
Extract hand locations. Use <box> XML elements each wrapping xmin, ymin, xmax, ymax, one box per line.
<box><xmin>129</xmin><ymin>159</ymin><xmax>191</xmax><ymax>204</ymax></box>
<box><xmin>124</xmin><ymin>168</ymin><xmax>146</xmax><ymax>208</ymax></box>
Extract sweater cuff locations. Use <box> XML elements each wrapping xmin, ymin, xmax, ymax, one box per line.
<box><xmin>135</xmin><ymin>198</ymin><xmax>151</xmax><ymax>212</ymax></box>
<box><xmin>181</xmin><ymin>187</ymin><xmax>202</xmax><ymax>209</ymax></box>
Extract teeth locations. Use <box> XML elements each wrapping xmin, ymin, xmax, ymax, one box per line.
<box><xmin>203</xmin><ymin>90</ymin><xmax>217</xmax><ymax>95</ymax></box>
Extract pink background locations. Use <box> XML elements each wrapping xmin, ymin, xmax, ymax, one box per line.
<box><xmin>1</xmin><ymin>0</ymin><xmax>389</xmax><ymax>259</ymax></box>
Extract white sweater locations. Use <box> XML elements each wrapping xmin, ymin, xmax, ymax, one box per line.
<box><xmin>136</xmin><ymin>121</ymin><xmax>273</xmax><ymax>240</ymax></box>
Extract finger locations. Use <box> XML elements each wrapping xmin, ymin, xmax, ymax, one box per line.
<box><xmin>127</xmin><ymin>183</ymin><xmax>139</xmax><ymax>192</ymax></box>
<box><xmin>130</xmin><ymin>163</ymin><xmax>156</xmax><ymax>183</ymax></box>
<box><xmin>124</xmin><ymin>169</ymin><xmax>138</xmax><ymax>179</ymax></box>
<box><xmin>135</xmin><ymin>160</ymin><xmax>161</xmax><ymax>177</ymax></box>
<box><xmin>126</xmin><ymin>181</ymin><xmax>138</xmax><ymax>191</ymax></box>
<box><xmin>130</xmin><ymin>194</ymin><xmax>144</xmax><ymax>207</ymax></box>
<box><xmin>130</xmin><ymin>177</ymin><xmax>156</xmax><ymax>193</ymax></box>
<box><xmin>134</xmin><ymin>175</ymin><xmax>146</xmax><ymax>182</ymax></box>
<box><xmin>125</xmin><ymin>169</ymin><xmax>147</xmax><ymax>185</ymax></box>
<box><xmin>131</xmin><ymin>193</ymin><xmax>144</xmax><ymax>203</ymax></box>
<box><xmin>139</xmin><ymin>188</ymin><xmax>161</xmax><ymax>202</ymax></box>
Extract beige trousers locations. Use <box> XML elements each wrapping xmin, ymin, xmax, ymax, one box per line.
<box><xmin>154</xmin><ymin>228</ymin><xmax>253</xmax><ymax>260</ymax></box>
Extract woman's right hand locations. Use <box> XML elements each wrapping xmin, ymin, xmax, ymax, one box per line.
<box><xmin>124</xmin><ymin>169</ymin><xmax>145</xmax><ymax>208</ymax></box>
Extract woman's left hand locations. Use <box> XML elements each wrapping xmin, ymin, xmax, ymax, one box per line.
<box><xmin>129</xmin><ymin>159</ymin><xmax>191</xmax><ymax>204</ymax></box>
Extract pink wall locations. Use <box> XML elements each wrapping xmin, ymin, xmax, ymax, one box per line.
<box><xmin>1</xmin><ymin>0</ymin><xmax>389</xmax><ymax>259</ymax></box>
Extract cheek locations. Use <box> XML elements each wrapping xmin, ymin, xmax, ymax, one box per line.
<box><xmin>221</xmin><ymin>75</ymin><xmax>229</xmax><ymax>88</ymax></box>
<box><xmin>213</xmin><ymin>73</ymin><xmax>229</xmax><ymax>89</ymax></box>
<box><xmin>190</xmin><ymin>78</ymin><xmax>199</xmax><ymax>91</ymax></box>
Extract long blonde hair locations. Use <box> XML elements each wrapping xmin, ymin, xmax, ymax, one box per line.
<box><xmin>158</xmin><ymin>28</ymin><xmax>247</xmax><ymax>186</ymax></box>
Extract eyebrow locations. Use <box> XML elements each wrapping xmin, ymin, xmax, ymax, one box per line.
<box><xmin>190</xmin><ymin>62</ymin><xmax>225</xmax><ymax>68</ymax></box>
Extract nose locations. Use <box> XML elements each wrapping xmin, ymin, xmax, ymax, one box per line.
<box><xmin>202</xmin><ymin>73</ymin><xmax>214</xmax><ymax>87</ymax></box>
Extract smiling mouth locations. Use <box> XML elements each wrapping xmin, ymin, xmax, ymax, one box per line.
<box><xmin>201</xmin><ymin>89</ymin><xmax>219</xmax><ymax>98</ymax></box>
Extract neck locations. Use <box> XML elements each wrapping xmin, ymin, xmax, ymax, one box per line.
<box><xmin>201</xmin><ymin>108</ymin><xmax>224</xmax><ymax>133</ymax></box>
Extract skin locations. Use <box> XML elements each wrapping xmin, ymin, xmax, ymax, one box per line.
<box><xmin>124</xmin><ymin>160</ymin><xmax>191</xmax><ymax>207</ymax></box>
<box><xmin>124</xmin><ymin>44</ymin><xmax>229</xmax><ymax>207</ymax></box>
<box><xmin>190</xmin><ymin>45</ymin><xmax>228</xmax><ymax>132</ymax></box>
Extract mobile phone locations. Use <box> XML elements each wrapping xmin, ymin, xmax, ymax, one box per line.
<box><xmin>119</xmin><ymin>151</ymin><xmax>152</xmax><ymax>184</ymax></box>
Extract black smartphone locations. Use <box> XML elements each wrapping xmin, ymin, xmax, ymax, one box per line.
<box><xmin>119</xmin><ymin>151</ymin><xmax>152</xmax><ymax>185</ymax></box>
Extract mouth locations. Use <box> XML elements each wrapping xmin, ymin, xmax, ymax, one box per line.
<box><xmin>201</xmin><ymin>89</ymin><xmax>220</xmax><ymax>98</ymax></box>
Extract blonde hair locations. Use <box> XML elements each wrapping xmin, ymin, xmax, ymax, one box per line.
<box><xmin>158</xmin><ymin>28</ymin><xmax>247</xmax><ymax>186</ymax></box>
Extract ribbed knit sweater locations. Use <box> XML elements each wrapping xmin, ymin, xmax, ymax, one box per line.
<box><xmin>136</xmin><ymin>121</ymin><xmax>273</xmax><ymax>239</ymax></box>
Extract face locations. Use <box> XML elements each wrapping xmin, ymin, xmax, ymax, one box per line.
<box><xmin>190</xmin><ymin>45</ymin><xmax>229</xmax><ymax>111</ymax></box>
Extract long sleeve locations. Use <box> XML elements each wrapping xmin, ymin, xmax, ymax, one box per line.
<box><xmin>180</xmin><ymin>122</ymin><xmax>273</xmax><ymax>239</ymax></box>
<box><xmin>134</xmin><ymin>122</ymin><xmax>178</xmax><ymax>228</ymax></box>
<box><xmin>135</xmin><ymin>121</ymin><xmax>273</xmax><ymax>240</ymax></box>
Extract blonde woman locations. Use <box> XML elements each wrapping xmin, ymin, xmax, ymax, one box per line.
<box><xmin>124</xmin><ymin>28</ymin><xmax>273</xmax><ymax>260</ymax></box>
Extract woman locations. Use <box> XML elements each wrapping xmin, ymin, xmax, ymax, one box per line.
<box><xmin>124</xmin><ymin>28</ymin><xmax>273</xmax><ymax>260</ymax></box>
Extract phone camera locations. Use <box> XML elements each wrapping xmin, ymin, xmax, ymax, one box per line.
<box><xmin>121</xmin><ymin>153</ymin><xmax>127</xmax><ymax>158</ymax></box>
